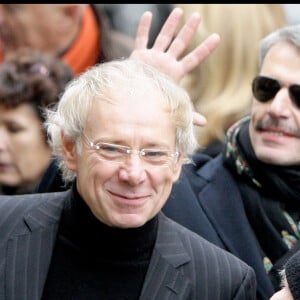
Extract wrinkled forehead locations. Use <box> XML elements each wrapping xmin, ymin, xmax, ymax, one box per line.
<box><xmin>83</xmin><ymin>90</ymin><xmax>177</xmax><ymax>148</ymax></box>
<box><xmin>104</xmin><ymin>79</ymin><xmax>170</xmax><ymax>109</ymax></box>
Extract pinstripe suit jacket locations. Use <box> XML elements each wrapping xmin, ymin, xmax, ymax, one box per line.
<box><xmin>0</xmin><ymin>191</ymin><xmax>256</xmax><ymax>300</ymax></box>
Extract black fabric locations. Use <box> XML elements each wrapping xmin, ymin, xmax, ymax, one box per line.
<box><xmin>42</xmin><ymin>183</ymin><xmax>158</xmax><ymax>299</ymax></box>
<box><xmin>286</xmin><ymin>250</ymin><xmax>300</xmax><ymax>300</ymax></box>
<box><xmin>34</xmin><ymin>158</ymin><xmax>69</xmax><ymax>193</ymax></box>
<box><xmin>269</xmin><ymin>241</ymin><xmax>300</xmax><ymax>292</ymax></box>
<box><xmin>223</xmin><ymin>116</ymin><xmax>300</xmax><ymax>289</ymax></box>
<box><xmin>198</xmin><ymin>139</ymin><xmax>225</xmax><ymax>158</ymax></box>
<box><xmin>0</xmin><ymin>185</ymin><xmax>32</xmax><ymax>195</ymax></box>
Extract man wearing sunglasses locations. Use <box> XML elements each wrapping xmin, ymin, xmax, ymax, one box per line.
<box><xmin>163</xmin><ymin>24</ymin><xmax>300</xmax><ymax>300</ymax></box>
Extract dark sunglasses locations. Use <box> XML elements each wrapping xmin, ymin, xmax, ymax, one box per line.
<box><xmin>252</xmin><ymin>75</ymin><xmax>300</xmax><ymax>109</ymax></box>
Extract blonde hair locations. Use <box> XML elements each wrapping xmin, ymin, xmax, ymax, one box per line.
<box><xmin>177</xmin><ymin>4</ymin><xmax>286</xmax><ymax>148</ymax></box>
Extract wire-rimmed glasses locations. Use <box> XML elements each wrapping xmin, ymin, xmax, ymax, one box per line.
<box><xmin>82</xmin><ymin>133</ymin><xmax>179</xmax><ymax>167</ymax></box>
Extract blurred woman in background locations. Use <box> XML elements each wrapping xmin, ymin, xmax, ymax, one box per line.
<box><xmin>0</xmin><ymin>48</ymin><xmax>73</xmax><ymax>194</ymax></box>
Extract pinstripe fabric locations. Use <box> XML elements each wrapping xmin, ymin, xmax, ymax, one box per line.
<box><xmin>0</xmin><ymin>192</ymin><xmax>66</xmax><ymax>300</ymax></box>
<box><xmin>164</xmin><ymin>154</ymin><xmax>275</xmax><ymax>299</ymax></box>
<box><xmin>0</xmin><ymin>191</ymin><xmax>256</xmax><ymax>300</ymax></box>
<box><xmin>141</xmin><ymin>215</ymin><xmax>256</xmax><ymax>300</ymax></box>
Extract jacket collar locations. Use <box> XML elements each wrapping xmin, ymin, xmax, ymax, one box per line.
<box><xmin>5</xmin><ymin>196</ymin><xmax>192</xmax><ymax>299</ymax></box>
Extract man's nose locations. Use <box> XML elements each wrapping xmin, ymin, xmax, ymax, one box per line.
<box><xmin>268</xmin><ymin>87</ymin><xmax>293</xmax><ymax>118</ymax></box>
<box><xmin>0</xmin><ymin>127</ymin><xmax>10</xmax><ymax>151</ymax></box>
<box><xmin>118</xmin><ymin>154</ymin><xmax>147</xmax><ymax>186</ymax></box>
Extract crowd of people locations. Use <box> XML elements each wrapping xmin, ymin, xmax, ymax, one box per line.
<box><xmin>0</xmin><ymin>4</ymin><xmax>300</xmax><ymax>300</ymax></box>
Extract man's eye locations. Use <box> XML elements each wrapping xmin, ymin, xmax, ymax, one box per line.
<box><xmin>148</xmin><ymin>151</ymin><xmax>162</xmax><ymax>156</ymax></box>
<box><xmin>7</xmin><ymin>124</ymin><xmax>24</xmax><ymax>133</ymax></box>
<box><xmin>145</xmin><ymin>150</ymin><xmax>167</xmax><ymax>158</ymax></box>
<box><xmin>102</xmin><ymin>145</ymin><xmax>117</xmax><ymax>152</ymax></box>
<box><xmin>98</xmin><ymin>144</ymin><xmax>126</xmax><ymax>154</ymax></box>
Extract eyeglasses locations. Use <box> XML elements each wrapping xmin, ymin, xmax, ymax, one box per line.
<box><xmin>83</xmin><ymin>133</ymin><xmax>179</xmax><ymax>167</ymax></box>
<box><xmin>252</xmin><ymin>75</ymin><xmax>300</xmax><ymax>109</ymax></box>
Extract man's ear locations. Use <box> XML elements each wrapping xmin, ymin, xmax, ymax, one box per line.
<box><xmin>172</xmin><ymin>154</ymin><xmax>183</xmax><ymax>183</ymax></box>
<box><xmin>61</xmin><ymin>132</ymin><xmax>78</xmax><ymax>172</ymax></box>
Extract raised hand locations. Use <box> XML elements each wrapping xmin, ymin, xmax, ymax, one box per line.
<box><xmin>130</xmin><ymin>7</ymin><xmax>220</xmax><ymax>84</ymax></box>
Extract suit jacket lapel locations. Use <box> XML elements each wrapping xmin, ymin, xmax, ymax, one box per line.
<box><xmin>139</xmin><ymin>213</ymin><xmax>192</xmax><ymax>300</ymax></box>
<box><xmin>196</xmin><ymin>157</ymin><xmax>275</xmax><ymax>297</ymax></box>
<box><xmin>5</xmin><ymin>192</ymin><xmax>67</xmax><ymax>300</ymax></box>
<box><xmin>196</xmin><ymin>156</ymin><xmax>257</xmax><ymax>255</ymax></box>
<box><xmin>5</xmin><ymin>197</ymin><xmax>191</xmax><ymax>299</ymax></box>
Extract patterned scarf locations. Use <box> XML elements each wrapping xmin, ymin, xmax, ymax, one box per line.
<box><xmin>223</xmin><ymin>116</ymin><xmax>300</xmax><ymax>287</ymax></box>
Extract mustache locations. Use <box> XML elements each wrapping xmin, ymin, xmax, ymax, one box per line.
<box><xmin>255</xmin><ymin>116</ymin><xmax>300</xmax><ymax>138</ymax></box>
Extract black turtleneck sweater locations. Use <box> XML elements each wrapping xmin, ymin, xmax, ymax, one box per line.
<box><xmin>42</xmin><ymin>184</ymin><xmax>158</xmax><ymax>300</ymax></box>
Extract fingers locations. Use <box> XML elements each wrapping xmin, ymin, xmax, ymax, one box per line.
<box><xmin>167</xmin><ymin>12</ymin><xmax>201</xmax><ymax>59</ymax></box>
<box><xmin>132</xmin><ymin>7</ymin><xmax>221</xmax><ymax>86</ymax></box>
<box><xmin>181</xmin><ymin>33</ymin><xmax>221</xmax><ymax>75</ymax></box>
<box><xmin>134</xmin><ymin>11</ymin><xmax>153</xmax><ymax>50</ymax></box>
<box><xmin>152</xmin><ymin>7</ymin><xmax>184</xmax><ymax>52</ymax></box>
<box><xmin>193</xmin><ymin>112</ymin><xmax>207</xmax><ymax>127</ymax></box>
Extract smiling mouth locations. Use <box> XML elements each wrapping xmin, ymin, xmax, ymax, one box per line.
<box><xmin>259</xmin><ymin>128</ymin><xmax>296</xmax><ymax>138</ymax></box>
<box><xmin>109</xmin><ymin>190</ymin><xmax>148</xmax><ymax>200</ymax></box>
<box><xmin>0</xmin><ymin>163</ymin><xmax>13</xmax><ymax>171</ymax></box>
<box><xmin>107</xmin><ymin>190</ymin><xmax>150</xmax><ymax>208</ymax></box>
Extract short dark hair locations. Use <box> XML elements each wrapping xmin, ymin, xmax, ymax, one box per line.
<box><xmin>0</xmin><ymin>48</ymin><xmax>74</xmax><ymax>123</ymax></box>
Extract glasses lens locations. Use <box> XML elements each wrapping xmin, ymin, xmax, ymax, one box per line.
<box><xmin>289</xmin><ymin>85</ymin><xmax>300</xmax><ymax>109</ymax></box>
<box><xmin>95</xmin><ymin>143</ymin><xmax>128</xmax><ymax>161</ymax></box>
<box><xmin>252</xmin><ymin>76</ymin><xmax>280</xmax><ymax>103</ymax></box>
<box><xmin>142</xmin><ymin>149</ymin><xmax>176</xmax><ymax>166</ymax></box>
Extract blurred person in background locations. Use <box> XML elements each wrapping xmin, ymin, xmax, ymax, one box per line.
<box><xmin>98</xmin><ymin>4</ymin><xmax>173</xmax><ymax>47</ymax></box>
<box><xmin>176</xmin><ymin>4</ymin><xmax>286</xmax><ymax>157</ymax></box>
<box><xmin>0</xmin><ymin>4</ymin><xmax>134</xmax><ymax>75</ymax></box>
<box><xmin>0</xmin><ymin>48</ymin><xmax>73</xmax><ymax>195</ymax></box>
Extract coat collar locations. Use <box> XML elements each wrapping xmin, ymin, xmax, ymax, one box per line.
<box><xmin>195</xmin><ymin>155</ymin><xmax>275</xmax><ymax>298</ymax></box>
<box><xmin>140</xmin><ymin>213</ymin><xmax>192</xmax><ymax>299</ymax></box>
<box><xmin>5</xmin><ymin>194</ymin><xmax>192</xmax><ymax>299</ymax></box>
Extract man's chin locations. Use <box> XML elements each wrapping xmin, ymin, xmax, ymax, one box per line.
<box><xmin>255</xmin><ymin>148</ymin><xmax>296</xmax><ymax>166</ymax></box>
<box><xmin>117</xmin><ymin>216</ymin><xmax>149</xmax><ymax>229</ymax></box>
